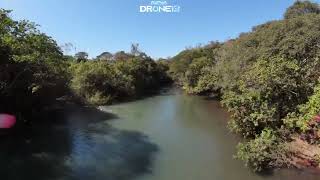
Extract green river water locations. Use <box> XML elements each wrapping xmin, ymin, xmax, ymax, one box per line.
<box><xmin>0</xmin><ymin>88</ymin><xmax>319</xmax><ymax>180</ymax></box>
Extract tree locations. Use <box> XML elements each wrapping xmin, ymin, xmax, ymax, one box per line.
<box><xmin>96</xmin><ymin>51</ymin><xmax>113</xmax><ymax>61</ymax></box>
<box><xmin>130</xmin><ymin>43</ymin><xmax>141</xmax><ymax>56</ymax></box>
<box><xmin>75</xmin><ymin>51</ymin><xmax>88</xmax><ymax>62</ymax></box>
<box><xmin>284</xmin><ymin>0</ymin><xmax>320</xmax><ymax>19</ymax></box>
<box><xmin>168</xmin><ymin>1</ymin><xmax>320</xmax><ymax>171</ymax></box>
<box><xmin>0</xmin><ymin>9</ymin><xmax>69</xmax><ymax>122</ymax></box>
<box><xmin>70</xmin><ymin>57</ymin><xmax>169</xmax><ymax>105</ymax></box>
<box><xmin>114</xmin><ymin>51</ymin><xmax>131</xmax><ymax>61</ymax></box>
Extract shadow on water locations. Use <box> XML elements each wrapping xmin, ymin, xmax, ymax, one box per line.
<box><xmin>110</xmin><ymin>86</ymin><xmax>176</xmax><ymax>106</ymax></box>
<box><xmin>0</xmin><ymin>105</ymin><xmax>158</xmax><ymax>180</ymax></box>
<box><xmin>257</xmin><ymin>166</ymin><xmax>320</xmax><ymax>179</ymax></box>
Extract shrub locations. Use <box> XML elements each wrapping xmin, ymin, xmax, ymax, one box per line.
<box><xmin>183</xmin><ymin>57</ymin><xmax>217</xmax><ymax>94</ymax></box>
<box><xmin>285</xmin><ymin>83</ymin><xmax>320</xmax><ymax>131</ymax></box>
<box><xmin>284</xmin><ymin>0</ymin><xmax>320</xmax><ymax>19</ymax></box>
<box><xmin>236</xmin><ymin>129</ymin><xmax>281</xmax><ymax>172</ymax></box>
<box><xmin>222</xmin><ymin>57</ymin><xmax>309</xmax><ymax>137</ymax></box>
<box><xmin>70</xmin><ymin>61</ymin><xmax>117</xmax><ymax>105</ymax></box>
<box><xmin>70</xmin><ymin>58</ymin><xmax>169</xmax><ymax>105</ymax></box>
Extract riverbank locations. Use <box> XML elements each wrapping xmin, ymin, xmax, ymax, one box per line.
<box><xmin>286</xmin><ymin>136</ymin><xmax>320</xmax><ymax>169</ymax></box>
<box><xmin>105</xmin><ymin>90</ymin><xmax>320</xmax><ymax>180</ymax></box>
<box><xmin>166</xmin><ymin>1</ymin><xmax>320</xmax><ymax>172</ymax></box>
<box><xmin>2</xmin><ymin>88</ymin><xmax>320</xmax><ymax>179</ymax></box>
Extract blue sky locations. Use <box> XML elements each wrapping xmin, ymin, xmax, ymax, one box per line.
<box><xmin>0</xmin><ymin>0</ymin><xmax>316</xmax><ymax>58</ymax></box>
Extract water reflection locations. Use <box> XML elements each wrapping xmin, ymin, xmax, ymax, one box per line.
<box><xmin>108</xmin><ymin>89</ymin><xmax>320</xmax><ymax>180</ymax></box>
<box><xmin>0</xmin><ymin>106</ymin><xmax>158</xmax><ymax>180</ymax></box>
<box><xmin>2</xmin><ymin>90</ymin><xmax>320</xmax><ymax>180</ymax></box>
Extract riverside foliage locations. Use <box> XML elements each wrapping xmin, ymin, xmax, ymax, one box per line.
<box><xmin>70</xmin><ymin>56</ymin><xmax>169</xmax><ymax>105</ymax></box>
<box><xmin>168</xmin><ymin>0</ymin><xmax>320</xmax><ymax>171</ymax></box>
<box><xmin>0</xmin><ymin>9</ymin><xmax>170</xmax><ymax>123</ymax></box>
<box><xmin>3</xmin><ymin>0</ymin><xmax>320</xmax><ymax>172</ymax></box>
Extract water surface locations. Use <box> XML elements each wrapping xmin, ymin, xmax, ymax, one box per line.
<box><xmin>106</xmin><ymin>89</ymin><xmax>320</xmax><ymax>180</ymax></box>
<box><xmin>0</xmin><ymin>89</ymin><xmax>319</xmax><ymax>180</ymax></box>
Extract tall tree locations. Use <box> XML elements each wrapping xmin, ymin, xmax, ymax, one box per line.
<box><xmin>114</xmin><ymin>51</ymin><xmax>131</xmax><ymax>61</ymax></box>
<box><xmin>130</xmin><ymin>43</ymin><xmax>141</xmax><ymax>56</ymax></box>
<box><xmin>97</xmin><ymin>51</ymin><xmax>113</xmax><ymax>61</ymax></box>
<box><xmin>284</xmin><ymin>0</ymin><xmax>320</xmax><ymax>19</ymax></box>
<box><xmin>75</xmin><ymin>51</ymin><xmax>88</xmax><ymax>62</ymax></box>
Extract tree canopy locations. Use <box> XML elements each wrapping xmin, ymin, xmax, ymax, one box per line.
<box><xmin>284</xmin><ymin>0</ymin><xmax>320</xmax><ymax>19</ymax></box>
<box><xmin>0</xmin><ymin>9</ymin><xmax>170</xmax><ymax>123</ymax></box>
<box><xmin>168</xmin><ymin>0</ymin><xmax>320</xmax><ymax>171</ymax></box>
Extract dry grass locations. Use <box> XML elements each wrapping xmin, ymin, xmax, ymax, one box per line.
<box><xmin>285</xmin><ymin>136</ymin><xmax>320</xmax><ymax>169</ymax></box>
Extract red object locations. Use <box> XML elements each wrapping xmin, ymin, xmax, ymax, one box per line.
<box><xmin>0</xmin><ymin>114</ymin><xmax>16</xmax><ymax>128</ymax></box>
<box><xmin>313</xmin><ymin>115</ymin><xmax>320</xmax><ymax>123</ymax></box>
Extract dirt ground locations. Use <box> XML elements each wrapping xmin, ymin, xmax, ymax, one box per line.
<box><xmin>286</xmin><ymin>136</ymin><xmax>320</xmax><ymax>169</ymax></box>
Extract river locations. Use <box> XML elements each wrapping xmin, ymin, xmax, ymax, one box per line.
<box><xmin>0</xmin><ymin>88</ymin><xmax>319</xmax><ymax>180</ymax></box>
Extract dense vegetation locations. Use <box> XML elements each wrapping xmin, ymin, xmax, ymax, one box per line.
<box><xmin>168</xmin><ymin>0</ymin><xmax>320</xmax><ymax>171</ymax></box>
<box><xmin>0</xmin><ymin>9</ymin><xmax>170</xmax><ymax>124</ymax></box>
<box><xmin>3</xmin><ymin>0</ymin><xmax>320</xmax><ymax>173</ymax></box>
<box><xmin>70</xmin><ymin>56</ymin><xmax>169</xmax><ymax>105</ymax></box>
<box><xmin>0</xmin><ymin>9</ymin><xmax>70</xmax><ymax>122</ymax></box>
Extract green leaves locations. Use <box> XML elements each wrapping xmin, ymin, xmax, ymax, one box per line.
<box><xmin>284</xmin><ymin>1</ymin><xmax>320</xmax><ymax>19</ymax></box>
<box><xmin>69</xmin><ymin>58</ymin><xmax>168</xmax><ymax>105</ymax></box>
<box><xmin>168</xmin><ymin>1</ymin><xmax>320</xmax><ymax>171</ymax></box>
<box><xmin>0</xmin><ymin>9</ymin><xmax>68</xmax><ymax>121</ymax></box>
<box><xmin>236</xmin><ymin>129</ymin><xmax>280</xmax><ymax>172</ymax></box>
<box><xmin>284</xmin><ymin>83</ymin><xmax>320</xmax><ymax>131</ymax></box>
<box><xmin>221</xmin><ymin>57</ymin><xmax>307</xmax><ymax>138</ymax></box>
<box><xmin>168</xmin><ymin>42</ymin><xmax>221</xmax><ymax>85</ymax></box>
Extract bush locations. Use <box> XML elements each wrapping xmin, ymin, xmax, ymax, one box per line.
<box><xmin>223</xmin><ymin>90</ymin><xmax>278</xmax><ymax>138</ymax></box>
<box><xmin>222</xmin><ymin>57</ymin><xmax>309</xmax><ymax>137</ymax></box>
<box><xmin>183</xmin><ymin>57</ymin><xmax>217</xmax><ymax>94</ymax></box>
<box><xmin>284</xmin><ymin>1</ymin><xmax>320</xmax><ymax>19</ymax></box>
<box><xmin>169</xmin><ymin>1</ymin><xmax>320</xmax><ymax>170</ymax></box>
<box><xmin>168</xmin><ymin>42</ymin><xmax>221</xmax><ymax>85</ymax></box>
<box><xmin>285</xmin><ymin>83</ymin><xmax>320</xmax><ymax>131</ymax></box>
<box><xmin>70</xmin><ymin>58</ymin><xmax>169</xmax><ymax>105</ymax></box>
<box><xmin>0</xmin><ymin>9</ymin><xmax>69</xmax><ymax>122</ymax></box>
<box><xmin>70</xmin><ymin>61</ymin><xmax>117</xmax><ymax>105</ymax></box>
<box><xmin>236</xmin><ymin>129</ymin><xmax>281</xmax><ymax>172</ymax></box>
